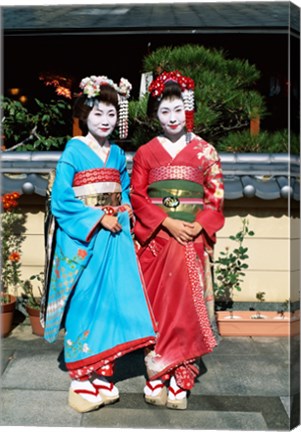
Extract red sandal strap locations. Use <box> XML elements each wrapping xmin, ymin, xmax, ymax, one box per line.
<box><xmin>73</xmin><ymin>388</ymin><xmax>99</xmax><ymax>396</ymax></box>
<box><xmin>168</xmin><ymin>386</ymin><xmax>186</xmax><ymax>396</ymax></box>
<box><xmin>93</xmin><ymin>382</ymin><xmax>114</xmax><ymax>391</ymax></box>
<box><xmin>146</xmin><ymin>381</ymin><xmax>165</xmax><ymax>392</ymax></box>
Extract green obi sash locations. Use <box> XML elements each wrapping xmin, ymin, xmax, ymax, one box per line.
<box><xmin>148</xmin><ymin>179</ymin><xmax>204</xmax><ymax>222</ymax></box>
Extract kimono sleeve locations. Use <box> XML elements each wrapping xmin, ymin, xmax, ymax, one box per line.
<box><xmin>131</xmin><ymin>148</ymin><xmax>167</xmax><ymax>245</ymax></box>
<box><xmin>51</xmin><ymin>160</ymin><xmax>105</xmax><ymax>243</ymax></box>
<box><xmin>196</xmin><ymin>152</ymin><xmax>225</xmax><ymax>242</ymax></box>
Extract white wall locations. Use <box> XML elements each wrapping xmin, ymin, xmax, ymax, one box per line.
<box><xmin>15</xmin><ymin>195</ymin><xmax>300</xmax><ymax>305</ymax></box>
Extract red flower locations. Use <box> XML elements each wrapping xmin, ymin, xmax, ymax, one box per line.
<box><xmin>1</xmin><ymin>192</ymin><xmax>21</xmax><ymax>211</ymax></box>
<box><xmin>149</xmin><ymin>70</ymin><xmax>195</xmax><ymax>97</ymax></box>
<box><xmin>8</xmin><ymin>251</ymin><xmax>21</xmax><ymax>262</ymax></box>
<box><xmin>78</xmin><ymin>249</ymin><xmax>87</xmax><ymax>259</ymax></box>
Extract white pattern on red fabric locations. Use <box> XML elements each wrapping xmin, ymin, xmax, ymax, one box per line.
<box><xmin>185</xmin><ymin>243</ymin><xmax>216</xmax><ymax>350</ymax></box>
<box><xmin>73</xmin><ymin>168</ymin><xmax>121</xmax><ymax>187</ymax></box>
<box><xmin>174</xmin><ymin>363</ymin><xmax>199</xmax><ymax>389</ymax></box>
<box><xmin>148</xmin><ymin>165</ymin><xmax>203</xmax><ymax>184</ymax></box>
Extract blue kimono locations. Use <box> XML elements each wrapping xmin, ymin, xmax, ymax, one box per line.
<box><xmin>44</xmin><ymin>137</ymin><xmax>156</xmax><ymax>379</ymax></box>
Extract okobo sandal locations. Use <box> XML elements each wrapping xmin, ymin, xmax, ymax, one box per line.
<box><xmin>166</xmin><ymin>376</ymin><xmax>188</xmax><ymax>410</ymax></box>
<box><xmin>144</xmin><ymin>380</ymin><xmax>167</xmax><ymax>406</ymax></box>
<box><xmin>92</xmin><ymin>379</ymin><xmax>120</xmax><ymax>405</ymax></box>
<box><xmin>68</xmin><ymin>387</ymin><xmax>104</xmax><ymax>413</ymax></box>
<box><xmin>166</xmin><ymin>386</ymin><xmax>187</xmax><ymax>410</ymax></box>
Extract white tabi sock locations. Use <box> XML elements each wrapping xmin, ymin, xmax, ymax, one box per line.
<box><xmin>92</xmin><ymin>376</ymin><xmax>119</xmax><ymax>397</ymax></box>
<box><xmin>144</xmin><ymin>379</ymin><xmax>165</xmax><ymax>396</ymax></box>
<box><xmin>70</xmin><ymin>379</ymin><xmax>103</xmax><ymax>403</ymax></box>
<box><xmin>168</xmin><ymin>376</ymin><xmax>187</xmax><ymax>400</ymax></box>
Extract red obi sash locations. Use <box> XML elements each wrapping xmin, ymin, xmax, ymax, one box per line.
<box><xmin>73</xmin><ymin>168</ymin><xmax>121</xmax><ymax>187</ymax></box>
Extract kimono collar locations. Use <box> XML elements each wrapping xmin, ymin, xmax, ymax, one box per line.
<box><xmin>80</xmin><ymin>135</ymin><xmax>110</xmax><ymax>163</ymax></box>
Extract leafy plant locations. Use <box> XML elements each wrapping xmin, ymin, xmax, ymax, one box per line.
<box><xmin>1</xmin><ymin>96</ymin><xmax>72</xmax><ymax>151</ymax></box>
<box><xmin>253</xmin><ymin>291</ymin><xmax>266</xmax><ymax>319</ymax></box>
<box><xmin>21</xmin><ymin>272</ymin><xmax>44</xmax><ymax>310</ymax></box>
<box><xmin>0</xmin><ymin>98</ymin><xmax>34</xmax><ymax>147</ymax></box>
<box><xmin>277</xmin><ymin>299</ymin><xmax>293</xmax><ymax>318</ymax></box>
<box><xmin>244</xmin><ymin>91</ymin><xmax>267</xmax><ymax>120</ymax></box>
<box><xmin>214</xmin><ymin>218</ymin><xmax>255</xmax><ymax>310</ymax></box>
<box><xmin>0</xmin><ymin>192</ymin><xmax>26</xmax><ymax>303</ymax></box>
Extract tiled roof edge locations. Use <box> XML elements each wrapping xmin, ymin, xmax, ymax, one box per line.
<box><xmin>1</xmin><ymin>151</ymin><xmax>299</xmax><ymax>200</ymax></box>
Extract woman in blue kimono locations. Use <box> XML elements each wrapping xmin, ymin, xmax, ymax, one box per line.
<box><xmin>43</xmin><ymin>75</ymin><xmax>156</xmax><ymax>413</ymax></box>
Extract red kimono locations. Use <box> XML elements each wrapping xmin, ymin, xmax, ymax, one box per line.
<box><xmin>131</xmin><ymin>135</ymin><xmax>225</xmax><ymax>390</ymax></box>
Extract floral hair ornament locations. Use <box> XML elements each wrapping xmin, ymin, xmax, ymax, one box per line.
<box><xmin>79</xmin><ymin>75</ymin><xmax>132</xmax><ymax>139</ymax></box>
<box><xmin>148</xmin><ymin>70</ymin><xmax>195</xmax><ymax>132</ymax></box>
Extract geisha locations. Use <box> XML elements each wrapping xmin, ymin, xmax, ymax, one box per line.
<box><xmin>43</xmin><ymin>75</ymin><xmax>156</xmax><ymax>413</ymax></box>
<box><xmin>130</xmin><ymin>70</ymin><xmax>225</xmax><ymax>410</ymax></box>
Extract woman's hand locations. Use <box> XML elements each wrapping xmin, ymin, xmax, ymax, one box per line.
<box><xmin>123</xmin><ymin>204</ymin><xmax>133</xmax><ymax>219</ymax></box>
<box><xmin>100</xmin><ymin>215</ymin><xmax>122</xmax><ymax>233</ymax></box>
<box><xmin>162</xmin><ymin>217</ymin><xmax>194</xmax><ymax>245</ymax></box>
<box><xmin>117</xmin><ymin>204</ymin><xmax>133</xmax><ymax>218</ymax></box>
<box><xmin>189</xmin><ymin>221</ymin><xmax>203</xmax><ymax>238</ymax></box>
<box><xmin>162</xmin><ymin>218</ymin><xmax>203</xmax><ymax>245</ymax></box>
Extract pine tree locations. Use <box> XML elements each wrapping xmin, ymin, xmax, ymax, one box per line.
<box><xmin>129</xmin><ymin>44</ymin><xmax>267</xmax><ymax>149</ymax></box>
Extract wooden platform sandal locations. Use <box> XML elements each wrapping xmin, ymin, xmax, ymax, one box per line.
<box><xmin>68</xmin><ymin>387</ymin><xmax>104</xmax><ymax>413</ymax></box>
<box><xmin>144</xmin><ymin>380</ymin><xmax>167</xmax><ymax>406</ymax></box>
<box><xmin>166</xmin><ymin>383</ymin><xmax>187</xmax><ymax>410</ymax></box>
<box><xmin>92</xmin><ymin>380</ymin><xmax>120</xmax><ymax>405</ymax></box>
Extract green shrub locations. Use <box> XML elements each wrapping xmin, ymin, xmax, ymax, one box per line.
<box><xmin>1</xmin><ymin>96</ymin><xmax>72</xmax><ymax>151</ymax></box>
<box><xmin>214</xmin><ymin>218</ymin><xmax>255</xmax><ymax>310</ymax></box>
<box><xmin>129</xmin><ymin>44</ymin><xmax>267</xmax><ymax>148</ymax></box>
<box><xmin>216</xmin><ymin>129</ymin><xmax>299</xmax><ymax>154</ymax></box>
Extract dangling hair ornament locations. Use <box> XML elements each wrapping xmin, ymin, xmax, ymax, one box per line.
<box><xmin>148</xmin><ymin>70</ymin><xmax>195</xmax><ymax>133</ymax></box>
<box><xmin>79</xmin><ymin>75</ymin><xmax>132</xmax><ymax>139</ymax></box>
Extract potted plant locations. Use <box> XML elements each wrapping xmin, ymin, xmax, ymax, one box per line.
<box><xmin>217</xmin><ymin>305</ymin><xmax>300</xmax><ymax>337</ymax></box>
<box><xmin>214</xmin><ymin>218</ymin><xmax>255</xmax><ymax>311</ymax></box>
<box><xmin>214</xmin><ymin>218</ymin><xmax>300</xmax><ymax>337</ymax></box>
<box><xmin>21</xmin><ymin>272</ymin><xmax>44</xmax><ymax>336</ymax></box>
<box><xmin>253</xmin><ymin>291</ymin><xmax>266</xmax><ymax>319</ymax></box>
<box><xmin>0</xmin><ymin>192</ymin><xmax>26</xmax><ymax>337</ymax></box>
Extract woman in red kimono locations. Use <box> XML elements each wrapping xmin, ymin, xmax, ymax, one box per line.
<box><xmin>130</xmin><ymin>71</ymin><xmax>225</xmax><ymax>410</ymax></box>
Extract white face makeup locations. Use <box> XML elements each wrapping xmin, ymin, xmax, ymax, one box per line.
<box><xmin>86</xmin><ymin>101</ymin><xmax>117</xmax><ymax>141</ymax></box>
<box><xmin>157</xmin><ymin>97</ymin><xmax>186</xmax><ymax>140</ymax></box>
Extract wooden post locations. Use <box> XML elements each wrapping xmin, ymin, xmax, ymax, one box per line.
<box><xmin>250</xmin><ymin>116</ymin><xmax>260</xmax><ymax>136</ymax></box>
<box><xmin>72</xmin><ymin>118</ymin><xmax>82</xmax><ymax>137</ymax></box>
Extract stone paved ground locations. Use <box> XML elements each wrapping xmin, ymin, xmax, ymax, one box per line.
<box><xmin>1</xmin><ymin>319</ymin><xmax>299</xmax><ymax>430</ymax></box>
